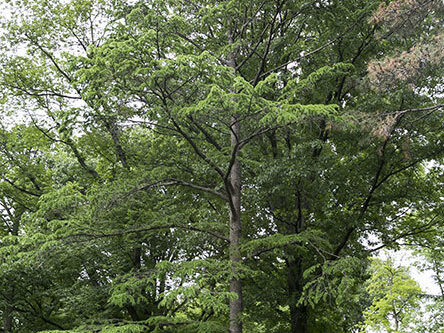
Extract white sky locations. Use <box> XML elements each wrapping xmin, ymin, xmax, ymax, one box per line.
<box><xmin>378</xmin><ymin>249</ymin><xmax>441</xmax><ymax>295</ymax></box>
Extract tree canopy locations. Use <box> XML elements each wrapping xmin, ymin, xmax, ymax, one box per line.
<box><xmin>0</xmin><ymin>0</ymin><xmax>443</xmax><ymax>332</ymax></box>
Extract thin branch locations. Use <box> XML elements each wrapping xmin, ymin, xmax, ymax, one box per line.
<box><xmin>174</xmin><ymin>32</ymin><xmax>225</xmax><ymax>65</ymax></box>
<box><xmin>29</xmin><ymin>38</ymin><xmax>73</xmax><ymax>84</ymax></box>
<box><xmin>3</xmin><ymin>178</ymin><xmax>41</xmax><ymax>197</ymax></box>
<box><xmin>252</xmin><ymin>1</ymin><xmax>284</xmax><ymax>85</ymax></box>
<box><xmin>235</xmin><ymin>22</ymin><xmax>271</xmax><ymax>71</ymax></box>
<box><xmin>139</xmin><ymin>179</ymin><xmax>228</xmax><ymax>201</ymax></box>
<box><xmin>367</xmin><ymin>217</ymin><xmax>441</xmax><ymax>253</ymax></box>
<box><xmin>109</xmin><ymin>178</ymin><xmax>228</xmax><ymax>209</ymax></box>
<box><xmin>236</xmin><ymin>1</ymin><xmax>267</xmax><ymax>39</ymax></box>
<box><xmin>30</xmin><ymin>116</ymin><xmax>99</xmax><ymax>178</ymax></box>
<box><xmin>63</xmin><ymin>224</ymin><xmax>229</xmax><ymax>242</ymax></box>
<box><xmin>4</xmin><ymin>82</ymin><xmax>81</xmax><ymax>100</ymax></box>
<box><xmin>356</xmin><ymin>104</ymin><xmax>444</xmax><ymax>121</ymax></box>
<box><xmin>170</xmin><ymin>118</ymin><xmax>226</xmax><ymax>180</ymax></box>
<box><xmin>187</xmin><ymin>115</ymin><xmax>222</xmax><ymax>151</ymax></box>
<box><xmin>256</xmin><ymin>14</ymin><xmax>365</xmax><ymax>81</ymax></box>
<box><xmin>333</xmin><ymin>116</ymin><xmax>396</xmax><ymax>256</ymax></box>
<box><xmin>238</xmin><ymin>125</ymin><xmax>275</xmax><ymax>150</ymax></box>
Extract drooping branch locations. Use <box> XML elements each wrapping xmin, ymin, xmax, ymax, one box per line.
<box><xmin>62</xmin><ymin>223</ymin><xmax>229</xmax><ymax>242</ymax></box>
<box><xmin>139</xmin><ymin>179</ymin><xmax>229</xmax><ymax>202</ymax></box>
<box><xmin>108</xmin><ymin>178</ymin><xmax>228</xmax><ymax>209</ymax></box>
<box><xmin>2</xmin><ymin>178</ymin><xmax>41</xmax><ymax>197</ymax></box>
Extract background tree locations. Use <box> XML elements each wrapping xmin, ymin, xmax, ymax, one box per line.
<box><xmin>361</xmin><ymin>258</ymin><xmax>422</xmax><ymax>333</ymax></box>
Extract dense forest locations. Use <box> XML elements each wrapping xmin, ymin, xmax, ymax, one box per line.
<box><xmin>0</xmin><ymin>0</ymin><xmax>443</xmax><ymax>332</ymax></box>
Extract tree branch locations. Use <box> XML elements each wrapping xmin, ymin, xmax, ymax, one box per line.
<box><xmin>170</xmin><ymin>118</ymin><xmax>226</xmax><ymax>180</ymax></box>
<box><xmin>63</xmin><ymin>224</ymin><xmax>229</xmax><ymax>242</ymax></box>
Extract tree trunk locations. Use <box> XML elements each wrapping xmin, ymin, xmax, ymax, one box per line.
<box><xmin>287</xmin><ymin>257</ymin><xmax>307</xmax><ymax>333</ymax></box>
<box><xmin>3</xmin><ymin>302</ymin><xmax>13</xmax><ymax>333</ymax></box>
<box><xmin>392</xmin><ymin>306</ymin><xmax>399</xmax><ymax>332</ymax></box>
<box><xmin>229</xmin><ymin>116</ymin><xmax>243</xmax><ymax>333</ymax></box>
<box><xmin>3</xmin><ymin>218</ymin><xmax>20</xmax><ymax>332</ymax></box>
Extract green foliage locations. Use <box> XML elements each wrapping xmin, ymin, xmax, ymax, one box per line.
<box><xmin>0</xmin><ymin>0</ymin><xmax>442</xmax><ymax>332</ymax></box>
<box><xmin>360</xmin><ymin>258</ymin><xmax>423</xmax><ymax>333</ymax></box>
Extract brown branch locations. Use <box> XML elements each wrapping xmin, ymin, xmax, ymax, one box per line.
<box><xmin>3</xmin><ymin>178</ymin><xmax>41</xmax><ymax>197</ymax></box>
<box><xmin>4</xmin><ymin>82</ymin><xmax>81</xmax><ymax>100</ymax></box>
<box><xmin>30</xmin><ymin>117</ymin><xmax>99</xmax><ymax>178</ymax></box>
<box><xmin>187</xmin><ymin>115</ymin><xmax>222</xmax><ymax>151</ymax></box>
<box><xmin>170</xmin><ymin>118</ymin><xmax>226</xmax><ymax>180</ymax></box>
<box><xmin>333</xmin><ymin>116</ymin><xmax>396</xmax><ymax>256</ymax></box>
<box><xmin>28</xmin><ymin>38</ymin><xmax>73</xmax><ymax>84</ymax></box>
<box><xmin>252</xmin><ymin>1</ymin><xmax>284</xmax><ymax>85</ymax></box>
<box><xmin>236</xmin><ymin>1</ymin><xmax>267</xmax><ymax>39</ymax></box>
<box><xmin>139</xmin><ymin>179</ymin><xmax>228</xmax><ymax>201</ymax></box>
<box><xmin>63</xmin><ymin>224</ymin><xmax>229</xmax><ymax>242</ymax></box>
<box><xmin>356</xmin><ymin>104</ymin><xmax>444</xmax><ymax>121</ymax></box>
<box><xmin>109</xmin><ymin>178</ymin><xmax>228</xmax><ymax>209</ymax></box>
<box><xmin>367</xmin><ymin>216</ymin><xmax>441</xmax><ymax>253</ymax></box>
<box><xmin>256</xmin><ymin>13</ymin><xmax>365</xmax><ymax>82</ymax></box>
<box><xmin>174</xmin><ymin>32</ymin><xmax>225</xmax><ymax>65</ymax></box>
<box><xmin>235</xmin><ymin>21</ymin><xmax>271</xmax><ymax>71</ymax></box>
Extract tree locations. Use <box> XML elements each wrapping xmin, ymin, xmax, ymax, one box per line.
<box><xmin>361</xmin><ymin>258</ymin><xmax>422</xmax><ymax>333</ymax></box>
<box><xmin>0</xmin><ymin>0</ymin><xmax>443</xmax><ymax>332</ymax></box>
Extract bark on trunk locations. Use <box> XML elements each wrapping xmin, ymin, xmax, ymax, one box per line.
<box><xmin>4</xmin><ymin>219</ymin><xmax>20</xmax><ymax>332</ymax></box>
<box><xmin>3</xmin><ymin>303</ymin><xmax>13</xmax><ymax>333</ymax></box>
<box><xmin>103</xmin><ymin>116</ymin><xmax>129</xmax><ymax>170</ymax></box>
<box><xmin>287</xmin><ymin>257</ymin><xmax>307</xmax><ymax>333</ymax></box>
<box><xmin>229</xmin><ymin>116</ymin><xmax>242</xmax><ymax>333</ymax></box>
